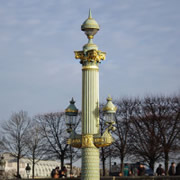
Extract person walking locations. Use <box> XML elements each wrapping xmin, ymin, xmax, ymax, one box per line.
<box><xmin>138</xmin><ymin>163</ymin><xmax>145</xmax><ymax>176</ymax></box>
<box><xmin>53</xmin><ymin>167</ymin><xmax>60</xmax><ymax>178</ymax></box>
<box><xmin>156</xmin><ymin>164</ymin><xmax>165</xmax><ymax>176</ymax></box>
<box><xmin>176</xmin><ymin>162</ymin><xmax>180</xmax><ymax>175</ymax></box>
<box><xmin>59</xmin><ymin>166</ymin><xmax>67</xmax><ymax>178</ymax></box>
<box><xmin>123</xmin><ymin>164</ymin><xmax>129</xmax><ymax>176</ymax></box>
<box><xmin>168</xmin><ymin>162</ymin><xmax>176</xmax><ymax>176</ymax></box>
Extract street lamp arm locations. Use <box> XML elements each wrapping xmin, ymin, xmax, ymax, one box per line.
<box><xmin>67</xmin><ymin>122</ymin><xmax>116</xmax><ymax>149</ymax></box>
<box><xmin>67</xmin><ymin>132</ymin><xmax>82</xmax><ymax>148</ymax></box>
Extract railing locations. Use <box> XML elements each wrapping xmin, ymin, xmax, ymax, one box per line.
<box><xmin>6</xmin><ymin>176</ymin><xmax>180</xmax><ymax>180</ymax></box>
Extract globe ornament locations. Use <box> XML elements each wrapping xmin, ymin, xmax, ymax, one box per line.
<box><xmin>81</xmin><ymin>9</ymin><xmax>100</xmax><ymax>39</ymax></box>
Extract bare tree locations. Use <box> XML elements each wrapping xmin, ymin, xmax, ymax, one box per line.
<box><xmin>36</xmin><ymin>112</ymin><xmax>81</xmax><ymax>170</ymax></box>
<box><xmin>1</xmin><ymin>110</ymin><xmax>31</xmax><ymax>177</ymax></box>
<box><xmin>113</xmin><ymin>98</ymin><xmax>138</xmax><ymax>174</ymax></box>
<box><xmin>129</xmin><ymin>95</ymin><xmax>180</xmax><ymax>173</ymax></box>
<box><xmin>148</xmin><ymin>96</ymin><xmax>180</xmax><ymax>174</ymax></box>
<box><xmin>25</xmin><ymin>119</ymin><xmax>47</xmax><ymax>178</ymax></box>
<box><xmin>130</xmin><ymin>105</ymin><xmax>162</xmax><ymax>171</ymax></box>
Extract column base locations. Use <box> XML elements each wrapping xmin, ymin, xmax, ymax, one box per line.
<box><xmin>81</xmin><ymin>147</ymin><xmax>100</xmax><ymax>180</ymax></box>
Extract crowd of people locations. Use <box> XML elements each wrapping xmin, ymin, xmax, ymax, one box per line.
<box><xmin>121</xmin><ymin>163</ymin><xmax>147</xmax><ymax>176</ymax></box>
<box><xmin>155</xmin><ymin>162</ymin><xmax>180</xmax><ymax>176</ymax></box>
<box><xmin>120</xmin><ymin>162</ymin><xmax>180</xmax><ymax>177</ymax></box>
<box><xmin>51</xmin><ymin>166</ymin><xmax>67</xmax><ymax>179</ymax></box>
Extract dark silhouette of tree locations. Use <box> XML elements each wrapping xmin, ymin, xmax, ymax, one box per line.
<box><xmin>35</xmin><ymin>112</ymin><xmax>68</xmax><ymax>169</ymax></box>
<box><xmin>129</xmin><ymin>96</ymin><xmax>180</xmax><ymax>173</ymax></box>
<box><xmin>36</xmin><ymin>112</ymin><xmax>81</xmax><ymax>170</ymax></box>
<box><xmin>1</xmin><ymin>110</ymin><xmax>31</xmax><ymax>177</ymax></box>
<box><xmin>25</xmin><ymin>120</ymin><xmax>47</xmax><ymax>179</ymax></box>
<box><xmin>113</xmin><ymin>98</ymin><xmax>138</xmax><ymax>174</ymax></box>
<box><xmin>130</xmin><ymin>99</ymin><xmax>162</xmax><ymax>171</ymax></box>
<box><xmin>147</xmin><ymin>96</ymin><xmax>180</xmax><ymax>174</ymax></box>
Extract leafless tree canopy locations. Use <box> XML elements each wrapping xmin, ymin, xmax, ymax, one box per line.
<box><xmin>35</xmin><ymin>112</ymin><xmax>68</xmax><ymax>168</ymax></box>
<box><xmin>35</xmin><ymin>112</ymin><xmax>81</xmax><ymax>170</ymax></box>
<box><xmin>25</xmin><ymin>120</ymin><xmax>47</xmax><ymax>178</ymax></box>
<box><xmin>100</xmin><ymin>95</ymin><xmax>180</xmax><ymax>174</ymax></box>
<box><xmin>1</xmin><ymin>110</ymin><xmax>31</xmax><ymax>176</ymax></box>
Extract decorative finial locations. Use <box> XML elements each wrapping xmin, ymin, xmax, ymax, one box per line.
<box><xmin>107</xmin><ymin>95</ymin><xmax>112</xmax><ymax>101</ymax></box>
<box><xmin>65</xmin><ymin>98</ymin><xmax>78</xmax><ymax>115</ymax></box>
<box><xmin>81</xmin><ymin>10</ymin><xmax>100</xmax><ymax>40</ymax></box>
<box><xmin>88</xmin><ymin>9</ymin><xmax>92</xmax><ymax>19</ymax></box>
<box><xmin>70</xmin><ymin>97</ymin><xmax>75</xmax><ymax>104</ymax></box>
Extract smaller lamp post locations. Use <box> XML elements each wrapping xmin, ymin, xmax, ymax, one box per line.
<box><xmin>103</xmin><ymin>96</ymin><xmax>117</xmax><ymax>175</ymax></box>
<box><xmin>65</xmin><ymin>98</ymin><xmax>78</xmax><ymax>175</ymax></box>
<box><xmin>0</xmin><ymin>156</ymin><xmax>6</xmax><ymax>177</ymax></box>
<box><xmin>25</xmin><ymin>163</ymin><xmax>31</xmax><ymax>179</ymax></box>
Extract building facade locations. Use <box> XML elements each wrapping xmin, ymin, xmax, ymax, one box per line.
<box><xmin>3</xmin><ymin>152</ymin><xmax>60</xmax><ymax>178</ymax></box>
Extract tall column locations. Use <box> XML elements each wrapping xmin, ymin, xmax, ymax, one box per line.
<box><xmin>66</xmin><ymin>10</ymin><xmax>117</xmax><ymax>180</ymax></box>
<box><xmin>82</xmin><ymin>63</ymin><xmax>99</xmax><ymax>134</ymax></box>
<box><xmin>81</xmin><ymin>62</ymin><xmax>100</xmax><ymax>180</ymax></box>
<box><xmin>73</xmin><ymin>10</ymin><xmax>106</xmax><ymax>180</ymax></box>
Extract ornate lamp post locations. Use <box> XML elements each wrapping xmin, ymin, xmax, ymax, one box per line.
<box><xmin>65</xmin><ymin>98</ymin><xmax>78</xmax><ymax>175</ymax></box>
<box><xmin>25</xmin><ymin>163</ymin><xmax>31</xmax><ymax>179</ymax></box>
<box><xmin>0</xmin><ymin>156</ymin><xmax>6</xmax><ymax>177</ymax></box>
<box><xmin>65</xmin><ymin>10</ymin><xmax>116</xmax><ymax>180</ymax></box>
<box><xmin>103</xmin><ymin>96</ymin><xmax>117</xmax><ymax>175</ymax></box>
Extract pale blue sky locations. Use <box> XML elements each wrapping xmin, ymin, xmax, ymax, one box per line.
<box><xmin>0</xmin><ymin>0</ymin><xmax>180</xmax><ymax>121</ymax></box>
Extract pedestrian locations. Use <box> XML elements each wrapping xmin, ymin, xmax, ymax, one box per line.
<box><xmin>123</xmin><ymin>164</ymin><xmax>129</xmax><ymax>176</ymax></box>
<box><xmin>138</xmin><ymin>163</ymin><xmax>145</xmax><ymax>176</ymax></box>
<box><xmin>168</xmin><ymin>162</ymin><xmax>176</xmax><ymax>176</ymax></box>
<box><xmin>176</xmin><ymin>162</ymin><xmax>180</xmax><ymax>175</ymax></box>
<box><xmin>51</xmin><ymin>168</ymin><xmax>55</xmax><ymax>178</ymax></box>
<box><xmin>156</xmin><ymin>164</ymin><xmax>165</xmax><ymax>176</ymax></box>
<box><xmin>59</xmin><ymin>166</ymin><xmax>67</xmax><ymax>178</ymax></box>
<box><xmin>53</xmin><ymin>167</ymin><xmax>60</xmax><ymax>178</ymax></box>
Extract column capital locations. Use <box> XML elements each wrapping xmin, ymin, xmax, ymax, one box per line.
<box><xmin>74</xmin><ymin>49</ymin><xmax>106</xmax><ymax>64</ymax></box>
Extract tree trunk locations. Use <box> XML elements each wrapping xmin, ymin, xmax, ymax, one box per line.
<box><xmin>149</xmin><ymin>159</ymin><xmax>155</xmax><ymax>172</ymax></box>
<box><xmin>120</xmin><ymin>156</ymin><xmax>124</xmax><ymax>176</ymax></box>
<box><xmin>17</xmin><ymin>156</ymin><xmax>20</xmax><ymax>177</ymax></box>
<box><xmin>164</xmin><ymin>151</ymin><xmax>169</xmax><ymax>175</ymax></box>
<box><xmin>61</xmin><ymin>155</ymin><xmax>64</xmax><ymax>170</ymax></box>
<box><xmin>32</xmin><ymin>155</ymin><xmax>35</xmax><ymax>179</ymax></box>
<box><xmin>101</xmin><ymin>147</ymin><xmax>106</xmax><ymax>176</ymax></box>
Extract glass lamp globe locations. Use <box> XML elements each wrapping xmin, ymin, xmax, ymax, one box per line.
<box><xmin>103</xmin><ymin>96</ymin><xmax>117</xmax><ymax>122</ymax></box>
<box><xmin>65</xmin><ymin>98</ymin><xmax>78</xmax><ymax>128</ymax></box>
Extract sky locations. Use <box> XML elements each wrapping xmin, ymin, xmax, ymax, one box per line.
<box><xmin>0</xmin><ymin>0</ymin><xmax>180</xmax><ymax>121</ymax></box>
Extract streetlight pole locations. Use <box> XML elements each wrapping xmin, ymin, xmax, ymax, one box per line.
<box><xmin>65</xmin><ymin>98</ymin><xmax>78</xmax><ymax>176</ymax></box>
<box><xmin>65</xmin><ymin>10</ymin><xmax>116</xmax><ymax>180</ymax></box>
